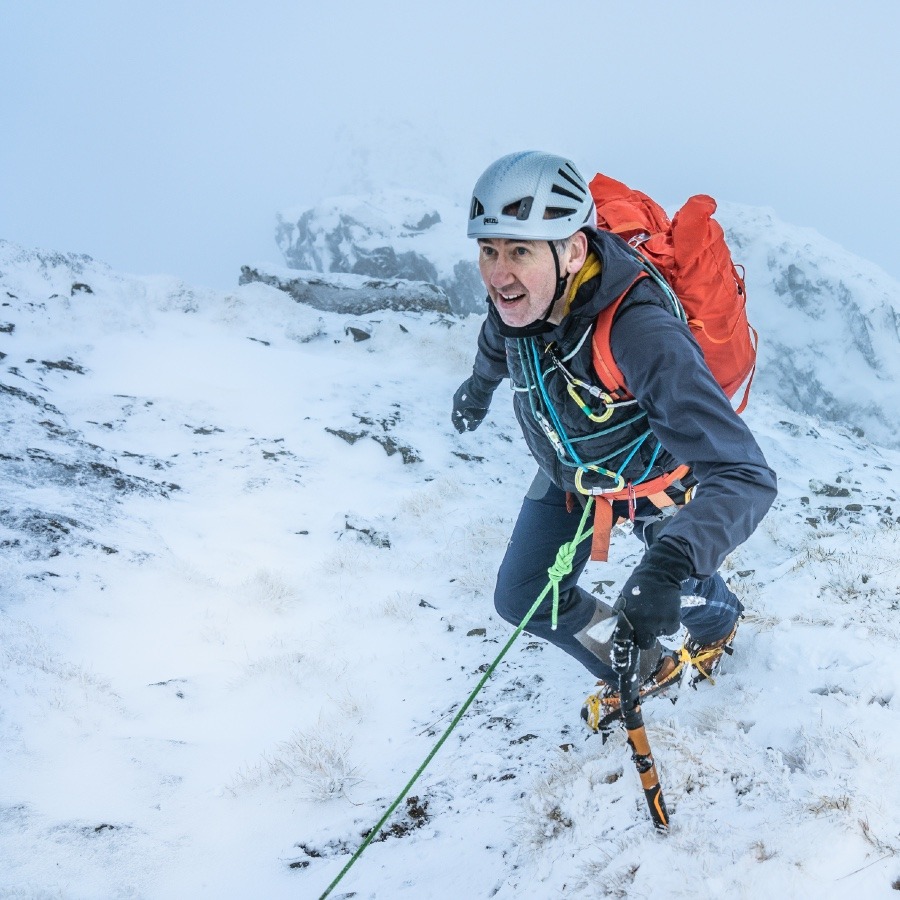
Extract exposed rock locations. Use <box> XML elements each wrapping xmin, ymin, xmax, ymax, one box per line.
<box><xmin>274</xmin><ymin>190</ymin><xmax>483</xmax><ymax>315</ymax></box>
<box><xmin>238</xmin><ymin>265</ymin><xmax>451</xmax><ymax>315</ymax></box>
<box><xmin>345</xmin><ymin>326</ymin><xmax>371</xmax><ymax>342</ymax></box>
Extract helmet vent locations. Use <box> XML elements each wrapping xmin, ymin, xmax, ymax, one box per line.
<box><xmin>544</xmin><ymin>206</ymin><xmax>577</xmax><ymax>220</ymax></box>
<box><xmin>501</xmin><ymin>197</ymin><xmax>534</xmax><ymax>220</ymax></box>
<box><xmin>470</xmin><ymin>197</ymin><xmax>485</xmax><ymax>219</ymax></box>
<box><xmin>551</xmin><ymin>183</ymin><xmax>583</xmax><ymax>203</ymax></box>
<box><xmin>558</xmin><ymin>165</ymin><xmax>587</xmax><ymax>195</ymax></box>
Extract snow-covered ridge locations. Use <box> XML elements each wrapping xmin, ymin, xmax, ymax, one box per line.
<box><xmin>0</xmin><ymin>238</ymin><xmax>329</xmax><ymax>569</ymax></box>
<box><xmin>275</xmin><ymin>189</ymin><xmax>484</xmax><ymax>315</ymax></box>
<box><xmin>238</xmin><ymin>262</ymin><xmax>453</xmax><ymax>315</ymax></box>
<box><xmin>719</xmin><ymin>202</ymin><xmax>900</xmax><ymax>449</ymax></box>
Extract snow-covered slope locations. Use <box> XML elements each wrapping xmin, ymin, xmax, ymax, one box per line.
<box><xmin>721</xmin><ymin>203</ymin><xmax>900</xmax><ymax>449</ymax></box>
<box><xmin>2</xmin><ymin>237</ymin><xmax>900</xmax><ymax>898</ymax></box>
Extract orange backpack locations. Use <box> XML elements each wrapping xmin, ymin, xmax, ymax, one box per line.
<box><xmin>582</xmin><ymin>172</ymin><xmax>757</xmax><ymax>562</ymax></box>
<box><xmin>589</xmin><ymin>171</ymin><xmax>757</xmax><ymax>409</ymax></box>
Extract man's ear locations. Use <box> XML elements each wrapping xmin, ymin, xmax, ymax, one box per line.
<box><xmin>565</xmin><ymin>231</ymin><xmax>589</xmax><ymax>275</ymax></box>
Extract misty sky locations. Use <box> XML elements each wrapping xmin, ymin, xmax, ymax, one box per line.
<box><xmin>3</xmin><ymin>1</ymin><xmax>899</xmax><ymax>290</ymax></box>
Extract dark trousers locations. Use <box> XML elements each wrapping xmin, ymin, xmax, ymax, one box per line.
<box><xmin>494</xmin><ymin>473</ymin><xmax>743</xmax><ymax>684</ymax></box>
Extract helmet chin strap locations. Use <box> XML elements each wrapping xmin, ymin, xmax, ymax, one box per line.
<box><xmin>491</xmin><ymin>241</ymin><xmax>569</xmax><ymax>339</ymax></box>
<box><xmin>548</xmin><ymin>239</ymin><xmax>570</xmax><ymax>306</ymax></box>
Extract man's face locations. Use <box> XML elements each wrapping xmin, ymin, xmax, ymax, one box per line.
<box><xmin>477</xmin><ymin>238</ymin><xmax>561</xmax><ymax>329</ymax></box>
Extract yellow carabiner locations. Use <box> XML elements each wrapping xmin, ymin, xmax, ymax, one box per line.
<box><xmin>567</xmin><ymin>382</ymin><xmax>615</xmax><ymax>423</ymax></box>
<box><xmin>575</xmin><ymin>465</ymin><xmax>626</xmax><ymax>495</ymax></box>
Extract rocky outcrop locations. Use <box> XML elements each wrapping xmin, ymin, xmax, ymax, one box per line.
<box><xmin>238</xmin><ymin>265</ymin><xmax>451</xmax><ymax>314</ymax></box>
<box><xmin>275</xmin><ymin>191</ymin><xmax>484</xmax><ymax>315</ymax></box>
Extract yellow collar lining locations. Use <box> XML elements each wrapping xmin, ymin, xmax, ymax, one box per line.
<box><xmin>562</xmin><ymin>251</ymin><xmax>601</xmax><ymax>316</ymax></box>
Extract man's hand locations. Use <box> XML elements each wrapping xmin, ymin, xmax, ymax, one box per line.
<box><xmin>615</xmin><ymin>540</ymin><xmax>694</xmax><ymax>650</ymax></box>
<box><xmin>451</xmin><ymin>373</ymin><xmax>498</xmax><ymax>433</ymax></box>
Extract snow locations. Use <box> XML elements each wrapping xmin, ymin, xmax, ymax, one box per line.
<box><xmin>2</xmin><ymin>230</ymin><xmax>900</xmax><ymax>900</ymax></box>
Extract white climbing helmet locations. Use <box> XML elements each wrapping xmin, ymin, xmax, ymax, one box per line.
<box><xmin>467</xmin><ymin>151</ymin><xmax>596</xmax><ymax>241</ymax></box>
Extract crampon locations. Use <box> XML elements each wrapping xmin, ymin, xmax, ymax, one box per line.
<box><xmin>581</xmin><ymin>624</ymin><xmax>738</xmax><ymax>738</ymax></box>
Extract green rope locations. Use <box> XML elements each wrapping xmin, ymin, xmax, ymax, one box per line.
<box><xmin>318</xmin><ymin>497</ymin><xmax>595</xmax><ymax>899</ymax></box>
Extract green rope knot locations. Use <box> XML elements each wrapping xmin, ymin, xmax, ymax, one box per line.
<box><xmin>547</xmin><ymin>539</ymin><xmax>578</xmax><ymax>631</ymax></box>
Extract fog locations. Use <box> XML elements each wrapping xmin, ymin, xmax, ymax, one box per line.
<box><xmin>3</xmin><ymin>0</ymin><xmax>898</xmax><ymax>288</ymax></box>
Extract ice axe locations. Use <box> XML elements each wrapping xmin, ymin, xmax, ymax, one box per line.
<box><xmin>611</xmin><ymin>613</ymin><xmax>670</xmax><ymax>831</ymax></box>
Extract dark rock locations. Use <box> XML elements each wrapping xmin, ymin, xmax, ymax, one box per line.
<box><xmin>40</xmin><ymin>358</ymin><xmax>86</xmax><ymax>374</ymax></box>
<box><xmin>239</xmin><ymin>266</ymin><xmax>451</xmax><ymax>315</ymax></box>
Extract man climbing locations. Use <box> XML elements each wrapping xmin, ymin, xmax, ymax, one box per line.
<box><xmin>451</xmin><ymin>151</ymin><xmax>777</xmax><ymax>730</ymax></box>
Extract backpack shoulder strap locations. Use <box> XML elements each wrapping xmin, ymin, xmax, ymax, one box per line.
<box><xmin>591</xmin><ymin>271</ymin><xmax>648</xmax><ymax>399</ymax></box>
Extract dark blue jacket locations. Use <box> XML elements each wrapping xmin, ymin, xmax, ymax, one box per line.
<box><xmin>471</xmin><ymin>229</ymin><xmax>777</xmax><ymax>578</ymax></box>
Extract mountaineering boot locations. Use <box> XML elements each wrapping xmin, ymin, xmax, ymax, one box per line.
<box><xmin>581</xmin><ymin>651</ymin><xmax>682</xmax><ymax>734</ymax></box>
<box><xmin>580</xmin><ymin>621</ymin><xmax>740</xmax><ymax>733</ymax></box>
<box><xmin>683</xmin><ymin>622</ymin><xmax>738</xmax><ymax>687</ymax></box>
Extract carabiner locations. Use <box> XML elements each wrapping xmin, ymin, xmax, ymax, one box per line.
<box><xmin>567</xmin><ymin>382</ymin><xmax>615</xmax><ymax>423</ymax></box>
<box><xmin>575</xmin><ymin>465</ymin><xmax>626</xmax><ymax>496</ymax></box>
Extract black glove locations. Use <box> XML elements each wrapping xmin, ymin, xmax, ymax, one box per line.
<box><xmin>614</xmin><ymin>540</ymin><xmax>694</xmax><ymax>650</ymax></box>
<box><xmin>451</xmin><ymin>373</ymin><xmax>499</xmax><ymax>433</ymax></box>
